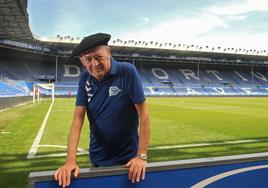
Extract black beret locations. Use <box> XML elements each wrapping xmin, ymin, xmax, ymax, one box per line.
<box><xmin>71</xmin><ymin>33</ymin><xmax>111</xmax><ymax>57</ymax></box>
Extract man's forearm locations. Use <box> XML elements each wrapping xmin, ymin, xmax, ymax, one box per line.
<box><xmin>66</xmin><ymin>124</ymin><xmax>82</xmax><ymax>162</ymax></box>
<box><xmin>137</xmin><ymin>104</ymin><xmax>150</xmax><ymax>155</ymax></box>
<box><xmin>66</xmin><ymin>107</ymin><xmax>85</xmax><ymax>163</ymax></box>
<box><xmin>138</xmin><ymin>116</ymin><xmax>150</xmax><ymax>155</ymax></box>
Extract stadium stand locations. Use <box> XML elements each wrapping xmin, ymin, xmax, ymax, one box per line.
<box><xmin>0</xmin><ymin>0</ymin><xmax>268</xmax><ymax>98</ymax></box>
<box><xmin>135</xmin><ymin>63</ymin><xmax>268</xmax><ymax>96</ymax></box>
<box><xmin>0</xmin><ymin>79</ymin><xmax>31</xmax><ymax>97</ymax></box>
<box><xmin>1</xmin><ymin>49</ymin><xmax>268</xmax><ymax>97</ymax></box>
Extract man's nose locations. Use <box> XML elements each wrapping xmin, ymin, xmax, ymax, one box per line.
<box><xmin>92</xmin><ymin>57</ymin><xmax>100</xmax><ymax>66</ymax></box>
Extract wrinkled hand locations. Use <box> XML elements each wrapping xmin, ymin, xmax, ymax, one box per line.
<box><xmin>54</xmin><ymin>162</ymin><xmax>80</xmax><ymax>188</ymax></box>
<box><xmin>125</xmin><ymin>157</ymin><xmax>147</xmax><ymax>183</ymax></box>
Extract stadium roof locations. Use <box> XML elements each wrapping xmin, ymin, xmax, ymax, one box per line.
<box><xmin>1</xmin><ymin>0</ymin><xmax>268</xmax><ymax>63</ymax></box>
<box><xmin>0</xmin><ymin>0</ymin><xmax>33</xmax><ymax>42</ymax></box>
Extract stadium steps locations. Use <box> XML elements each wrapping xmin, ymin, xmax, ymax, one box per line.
<box><xmin>0</xmin><ymin>63</ymin><xmax>21</xmax><ymax>80</ymax></box>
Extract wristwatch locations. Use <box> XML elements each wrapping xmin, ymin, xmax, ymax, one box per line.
<box><xmin>137</xmin><ymin>153</ymin><xmax>147</xmax><ymax>160</ymax></box>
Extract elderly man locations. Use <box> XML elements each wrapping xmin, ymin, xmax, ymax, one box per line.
<box><xmin>54</xmin><ymin>33</ymin><xmax>150</xmax><ymax>187</ymax></box>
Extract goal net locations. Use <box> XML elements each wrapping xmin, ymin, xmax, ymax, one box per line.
<box><xmin>33</xmin><ymin>83</ymin><xmax>55</xmax><ymax>103</ymax></box>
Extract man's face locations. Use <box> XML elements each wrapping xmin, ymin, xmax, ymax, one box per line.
<box><xmin>80</xmin><ymin>46</ymin><xmax>111</xmax><ymax>81</ymax></box>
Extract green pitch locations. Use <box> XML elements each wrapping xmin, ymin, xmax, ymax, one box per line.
<box><xmin>1</xmin><ymin>97</ymin><xmax>268</xmax><ymax>187</ymax></box>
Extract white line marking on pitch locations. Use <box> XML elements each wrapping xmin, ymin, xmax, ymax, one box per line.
<box><xmin>38</xmin><ymin>144</ymin><xmax>88</xmax><ymax>154</ymax></box>
<box><xmin>31</xmin><ymin>144</ymin><xmax>88</xmax><ymax>158</ymax></box>
<box><xmin>149</xmin><ymin>138</ymin><xmax>268</xmax><ymax>150</ymax></box>
<box><xmin>32</xmin><ymin>138</ymin><xmax>268</xmax><ymax>158</ymax></box>
<box><xmin>27</xmin><ymin>100</ymin><xmax>55</xmax><ymax>159</ymax></box>
<box><xmin>191</xmin><ymin>106</ymin><xmax>240</xmax><ymax>110</ymax></box>
<box><xmin>0</xmin><ymin>131</ymin><xmax>10</xmax><ymax>134</ymax></box>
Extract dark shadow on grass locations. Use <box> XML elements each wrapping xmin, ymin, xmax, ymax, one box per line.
<box><xmin>0</xmin><ymin>153</ymin><xmax>91</xmax><ymax>188</ymax></box>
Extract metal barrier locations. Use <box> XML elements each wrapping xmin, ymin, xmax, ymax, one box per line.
<box><xmin>28</xmin><ymin>152</ymin><xmax>268</xmax><ymax>188</ymax></box>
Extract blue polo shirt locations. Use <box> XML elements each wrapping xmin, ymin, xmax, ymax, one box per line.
<box><xmin>76</xmin><ymin>59</ymin><xmax>145</xmax><ymax>166</ymax></box>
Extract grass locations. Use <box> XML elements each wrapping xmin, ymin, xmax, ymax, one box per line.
<box><xmin>149</xmin><ymin>97</ymin><xmax>268</xmax><ymax>146</ymax></box>
<box><xmin>0</xmin><ymin>97</ymin><xmax>268</xmax><ymax>187</ymax></box>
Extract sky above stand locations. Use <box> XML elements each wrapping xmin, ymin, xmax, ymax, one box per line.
<box><xmin>28</xmin><ymin>0</ymin><xmax>268</xmax><ymax>50</ymax></box>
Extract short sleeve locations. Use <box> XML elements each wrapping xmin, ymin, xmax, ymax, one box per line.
<box><xmin>76</xmin><ymin>73</ymin><xmax>88</xmax><ymax>106</ymax></box>
<box><xmin>127</xmin><ymin>64</ymin><xmax>145</xmax><ymax>104</ymax></box>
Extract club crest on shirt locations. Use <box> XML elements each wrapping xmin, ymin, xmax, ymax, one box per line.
<box><xmin>109</xmin><ymin>86</ymin><xmax>121</xmax><ymax>96</ymax></box>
